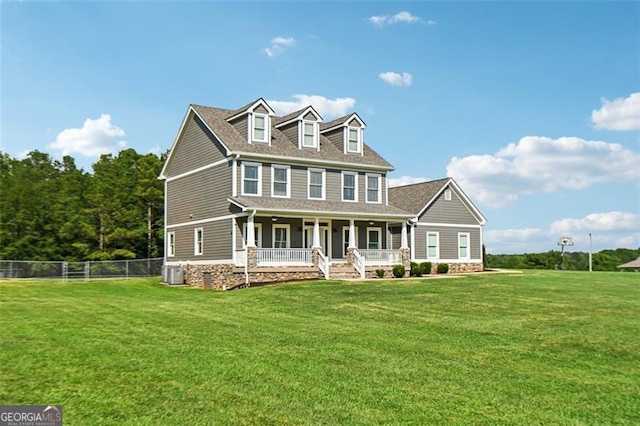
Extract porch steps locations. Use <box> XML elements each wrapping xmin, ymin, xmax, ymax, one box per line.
<box><xmin>329</xmin><ymin>263</ymin><xmax>361</xmax><ymax>280</ymax></box>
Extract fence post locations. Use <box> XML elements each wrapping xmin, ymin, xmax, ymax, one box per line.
<box><xmin>62</xmin><ymin>262</ymin><xmax>68</xmax><ymax>283</ymax></box>
<box><xmin>126</xmin><ymin>260</ymin><xmax>129</xmax><ymax>278</ymax></box>
<box><xmin>85</xmin><ymin>262</ymin><xmax>90</xmax><ymax>282</ymax></box>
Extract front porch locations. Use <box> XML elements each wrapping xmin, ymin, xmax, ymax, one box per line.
<box><xmin>234</xmin><ymin>216</ymin><xmax>411</xmax><ymax>280</ymax></box>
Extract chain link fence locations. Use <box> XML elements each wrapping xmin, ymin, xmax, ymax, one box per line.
<box><xmin>0</xmin><ymin>258</ymin><xmax>164</xmax><ymax>281</ymax></box>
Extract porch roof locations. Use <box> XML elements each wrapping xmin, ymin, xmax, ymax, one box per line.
<box><xmin>229</xmin><ymin>196</ymin><xmax>411</xmax><ymax>219</ymax></box>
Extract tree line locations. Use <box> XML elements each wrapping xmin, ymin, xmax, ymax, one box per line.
<box><xmin>485</xmin><ymin>248</ymin><xmax>640</xmax><ymax>272</ymax></box>
<box><xmin>0</xmin><ymin>149</ymin><xmax>165</xmax><ymax>261</ymax></box>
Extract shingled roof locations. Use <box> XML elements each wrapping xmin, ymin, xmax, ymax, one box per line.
<box><xmin>388</xmin><ymin>178</ymin><xmax>451</xmax><ymax>215</ymax></box>
<box><xmin>230</xmin><ymin>196</ymin><xmax>411</xmax><ymax>218</ymax></box>
<box><xmin>191</xmin><ymin>104</ymin><xmax>392</xmax><ymax>170</ymax></box>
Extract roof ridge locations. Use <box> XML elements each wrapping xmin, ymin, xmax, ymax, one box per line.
<box><xmin>389</xmin><ymin>177</ymin><xmax>449</xmax><ymax>190</ymax></box>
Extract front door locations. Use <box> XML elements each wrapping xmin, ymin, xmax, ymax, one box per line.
<box><xmin>304</xmin><ymin>225</ymin><xmax>330</xmax><ymax>258</ymax></box>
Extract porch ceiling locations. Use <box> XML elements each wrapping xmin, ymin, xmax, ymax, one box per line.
<box><xmin>229</xmin><ymin>196</ymin><xmax>411</xmax><ymax>219</ymax></box>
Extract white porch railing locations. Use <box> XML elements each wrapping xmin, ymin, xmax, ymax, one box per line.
<box><xmin>352</xmin><ymin>249</ymin><xmax>366</xmax><ymax>279</ymax></box>
<box><xmin>317</xmin><ymin>249</ymin><xmax>329</xmax><ymax>279</ymax></box>
<box><xmin>359</xmin><ymin>249</ymin><xmax>401</xmax><ymax>266</ymax></box>
<box><xmin>257</xmin><ymin>248</ymin><xmax>313</xmax><ymax>266</ymax></box>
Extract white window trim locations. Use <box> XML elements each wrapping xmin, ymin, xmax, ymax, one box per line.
<box><xmin>242</xmin><ymin>223</ymin><xmax>263</xmax><ymax>248</ymax></box>
<box><xmin>444</xmin><ymin>189</ymin><xmax>452</xmax><ymax>201</ymax></box>
<box><xmin>366</xmin><ymin>227</ymin><xmax>382</xmax><ymax>250</ymax></box>
<box><xmin>301</xmin><ymin>120</ymin><xmax>318</xmax><ymax>149</ymax></box>
<box><xmin>426</xmin><ymin>231</ymin><xmax>439</xmax><ymax>260</ymax></box>
<box><xmin>167</xmin><ymin>231</ymin><xmax>175</xmax><ymax>257</ymax></box>
<box><xmin>272</xmin><ymin>224</ymin><xmax>291</xmax><ymax>249</ymax></box>
<box><xmin>271</xmin><ymin>164</ymin><xmax>291</xmax><ymax>198</ymax></box>
<box><xmin>346</xmin><ymin>127</ymin><xmax>362</xmax><ymax>153</ymax></box>
<box><xmin>241</xmin><ymin>162</ymin><xmax>262</xmax><ymax>196</ymax></box>
<box><xmin>341</xmin><ymin>171</ymin><xmax>358</xmax><ymax>202</ymax></box>
<box><xmin>308</xmin><ymin>168</ymin><xmax>326</xmax><ymax>200</ymax></box>
<box><xmin>365</xmin><ymin>173</ymin><xmax>381</xmax><ymax>204</ymax></box>
<box><xmin>458</xmin><ymin>232</ymin><xmax>470</xmax><ymax>260</ymax></box>
<box><xmin>251</xmin><ymin>113</ymin><xmax>269</xmax><ymax>144</ymax></box>
<box><xmin>194</xmin><ymin>228</ymin><xmax>203</xmax><ymax>256</ymax></box>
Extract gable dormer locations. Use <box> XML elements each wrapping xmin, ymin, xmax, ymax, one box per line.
<box><xmin>274</xmin><ymin>106</ymin><xmax>323</xmax><ymax>151</ymax></box>
<box><xmin>320</xmin><ymin>113</ymin><xmax>366</xmax><ymax>155</ymax></box>
<box><xmin>226</xmin><ymin>98</ymin><xmax>276</xmax><ymax>145</ymax></box>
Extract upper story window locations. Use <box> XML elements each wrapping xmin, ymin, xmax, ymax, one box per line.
<box><xmin>272</xmin><ymin>165</ymin><xmax>290</xmax><ymax>198</ymax></box>
<box><xmin>194</xmin><ymin>228</ymin><xmax>203</xmax><ymax>256</ymax></box>
<box><xmin>252</xmin><ymin>113</ymin><xmax>268</xmax><ymax>143</ymax></box>
<box><xmin>347</xmin><ymin>127</ymin><xmax>361</xmax><ymax>153</ymax></box>
<box><xmin>242</xmin><ymin>162</ymin><xmax>262</xmax><ymax>196</ymax></box>
<box><xmin>366</xmin><ymin>173</ymin><xmax>381</xmax><ymax>203</ymax></box>
<box><xmin>342</xmin><ymin>171</ymin><xmax>358</xmax><ymax>202</ymax></box>
<box><xmin>308</xmin><ymin>168</ymin><xmax>325</xmax><ymax>200</ymax></box>
<box><xmin>444</xmin><ymin>189</ymin><xmax>452</xmax><ymax>201</ymax></box>
<box><xmin>302</xmin><ymin>121</ymin><xmax>317</xmax><ymax>148</ymax></box>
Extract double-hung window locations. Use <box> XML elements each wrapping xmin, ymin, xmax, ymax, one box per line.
<box><xmin>272</xmin><ymin>165</ymin><xmax>290</xmax><ymax>198</ymax></box>
<box><xmin>308</xmin><ymin>168</ymin><xmax>325</xmax><ymax>200</ymax></box>
<box><xmin>167</xmin><ymin>232</ymin><xmax>175</xmax><ymax>257</ymax></box>
<box><xmin>253</xmin><ymin>114</ymin><xmax>268</xmax><ymax>143</ymax></box>
<box><xmin>366</xmin><ymin>173</ymin><xmax>380</xmax><ymax>203</ymax></box>
<box><xmin>342</xmin><ymin>171</ymin><xmax>357</xmax><ymax>202</ymax></box>
<box><xmin>367</xmin><ymin>227</ymin><xmax>381</xmax><ymax>250</ymax></box>
<box><xmin>302</xmin><ymin>121</ymin><xmax>317</xmax><ymax>148</ymax></box>
<box><xmin>242</xmin><ymin>162</ymin><xmax>261</xmax><ymax>196</ymax></box>
<box><xmin>458</xmin><ymin>232</ymin><xmax>470</xmax><ymax>260</ymax></box>
<box><xmin>194</xmin><ymin>228</ymin><xmax>203</xmax><ymax>256</ymax></box>
<box><xmin>427</xmin><ymin>232</ymin><xmax>439</xmax><ymax>259</ymax></box>
<box><xmin>347</xmin><ymin>127</ymin><xmax>361</xmax><ymax>153</ymax></box>
<box><xmin>273</xmin><ymin>224</ymin><xmax>290</xmax><ymax>249</ymax></box>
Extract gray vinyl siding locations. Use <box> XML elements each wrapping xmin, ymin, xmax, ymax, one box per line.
<box><xmin>418</xmin><ymin>186</ymin><xmax>480</xmax><ymax>225</ymax></box>
<box><xmin>229</xmin><ymin>116</ymin><xmax>248</xmax><ymax>142</ymax></box>
<box><xmin>166</xmin><ymin>115</ymin><xmax>226</xmax><ymax>178</ymax></box>
<box><xmin>323</xmin><ymin>128</ymin><xmax>344</xmax><ymax>152</ymax></box>
<box><xmin>413</xmin><ymin>226</ymin><xmax>481</xmax><ymax>260</ymax></box>
<box><xmin>169</xmin><ymin>219</ymin><xmax>232</xmax><ymax>261</ymax></box>
<box><xmin>291</xmin><ymin>166</ymin><xmax>307</xmax><ymax>199</ymax></box>
<box><xmin>326</xmin><ymin>169</ymin><xmax>341</xmax><ymax>200</ymax></box>
<box><xmin>254</xmin><ymin>105</ymin><xmax>269</xmax><ymax>114</ymax></box>
<box><xmin>166</xmin><ymin>162</ymin><xmax>232</xmax><ymax>225</ymax></box>
<box><xmin>389</xmin><ymin>226</ymin><xmax>402</xmax><ymax>250</ymax></box>
<box><xmin>279</xmin><ymin>122</ymin><xmax>299</xmax><ymax>147</ymax></box>
<box><xmin>303</xmin><ymin>112</ymin><xmax>317</xmax><ymax>121</ymax></box>
<box><xmin>348</xmin><ymin>118</ymin><xmax>361</xmax><ymax>127</ymax></box>
<box><xmin>357</xmin><ymin>221</ymin><xmax>387</xmax><ymax>249</ymax></box>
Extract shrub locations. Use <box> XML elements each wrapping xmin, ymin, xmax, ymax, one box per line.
<box><xmin>410</xmin><ymin>262</ymin><xmax>421</xmax><ymax>277</ymax></box>
<box><xmin>375</xmin><ymin>268</ymin><xmax>385</xmax><ymax>278</ymax></box>
<box><xmin>420</xmin><ymin>262</ymin><xmax>432</xmax><ymax>275</ymax></box>
<box><xmin>392</xmin><ymin>264</ymin><xmax>406</xmax><ymax>278</ymax></box>
<box><xmin>437</xmin><ymin>263</ymin><xmax>449</xmax><ymax>274</ymax></box>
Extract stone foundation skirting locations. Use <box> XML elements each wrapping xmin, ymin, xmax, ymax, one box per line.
<box><xmin>437</xmin><ymin>262</ymin><xmax>484</xmax><ymax>274</ymax></box>
<box><xmin>183</xmin><ymin>263</ymin><xmax>322</xmax><ymax>290</ymax></box>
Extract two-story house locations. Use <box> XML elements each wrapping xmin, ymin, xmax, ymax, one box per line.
<box><xmin>159</xmin><ymin>98</ymin><xmax>486</xmax><ymax>289</ymax></box>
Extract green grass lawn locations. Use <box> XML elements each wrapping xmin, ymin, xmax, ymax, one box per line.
<box><xmin>1</xmin><ymin>271</ymin><xmax>639</xmax><ymax>424</ymax></box>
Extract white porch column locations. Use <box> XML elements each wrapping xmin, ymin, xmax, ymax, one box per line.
<box><xmin>312</xmin><ymin>218</ymin><xmax>321</xmax><ymax>249</ymax></box>
<box><xmin>348</xmin><ymin>219</ymin><xmax>356</xmax><ymax>248</ymax></box>
<box><xmin>401</xmin><ymin>221</ymin><xmax>408</xmax><ymax>249</ymax></box>
<box><xmin>247</xmin><ymin>212</ymin><xmax>256</xmax><ymax>247</ymax></box>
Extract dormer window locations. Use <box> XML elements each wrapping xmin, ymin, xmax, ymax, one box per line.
<box><xmin>302</xmin><ymin>121</ymin><xmax>317</xmax><ymax>148</ymax></box>
<box><xmin>347</xmin><ymin>127</ymin><xmax>361</xmax><ymax>153</ymax></box>
<box><xmin>252</xmin><ymin>114</ymin><xmax>268</xmax><ymax>143</ymax></box>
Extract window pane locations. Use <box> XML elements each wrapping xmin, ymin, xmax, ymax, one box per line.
<box><xmin>254</xmin><ymin>115</ymin><xmax>265</xmax><ymax>129</ymax></box>
<box><xmin>244</xmin><ymin>180</ymin><xmax>258</xmax><ymax>194</ymax></box>
<box><xmin>245</xmin><ymin>165</ymin><xmax>258</xmax><ymax>179</ymax></box>
<box><xmin>343</xmin><ymin>187</ymin><xmax>354</xmax><ymax>200</ymax></box>
<box><xmin>344</xmin><ymin>174</ymin><xmax>355</xmax><ymax>187</ymax></box>
<box><xmin>310</xmin><ymin>171</ymin><xmax>322</xmax><ymax>185</ymax></box>
<box><xmin>367</xmin><ymin>175</ymin><xmax>378</xmax><ymax>188</ymax></box>
<box><xmin>310</xmin><ymin>185</ymin><xmax>322</xmax><ymax>199</ymax></box>
<box><xmin>368</xmin><ymin>230</ymin><xmax>380</xmax><ymax>249</ymax></box>
<box><xmin>275</xmin><ymin>228</ymin><xmax>287</xmax><ymax>248</ymax></box>
<box><xmin>274</xmin><ymin>182</ymin><xmax>287</xmax><ymax>196</ymax></box>
<box><xmin>348</xmin><ymin>129</ymin><xmax>359</xmax><ymax>151</ymax></box>
<box><xmin>367</xmin><ymin>189</ymin><xmax>378</xmax><ymax>202</ymax></box>
<box><xmin>274</xmin><ymin>168</ymin><xmax>287</xmax><ymax>182</ymax></box>
<box><xmin>303</xmin><ymin>123</ymin><xmax>315</xmax><ymax>147</ymax></box>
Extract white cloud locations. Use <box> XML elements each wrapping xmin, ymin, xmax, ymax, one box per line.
<box><xmin>379</xmin><ymin>71</ymin><xmax>413</xmax><ymax>87</ymax></box>
<box><xmin>367</xmin><ymin>11</ymin><xmax>423</xmax><ymax>26</ymax></box>
<box><xmin>49</xmin><ymin>114</ymin><xmax>126</xmax><ymax>158</ymax></box>
<box><xmin>264</xmin><ymin>36</ymin><xmax>296</xmax><ymax>57</ymax></box>
<box><xmin>268</xmin><ymin>94</ymin><xmax>356</xmax><ymax>120</ymax></box>
<box><xmin>388</xmin><ymin>175</ymin><xmax>428</xmax><ymax>187</ymax></box>
<box><xmin>447</xmin><ymin>136</ymin><xmax>640</xmax><ymax>208</ymax></box>
<box><xmin>591</xmin><ymin>92</ymin><xmax>640</xmax><ymax>131</ymax></box>
<box><xmin>550</xmin><ymin>211</ymin><xmax>639</xmax><ymax>234</ymax></box>
<box><xmin>485</xmin><ymin>212</ymin><xmax>639</xmax><ymax>254</ymax></box>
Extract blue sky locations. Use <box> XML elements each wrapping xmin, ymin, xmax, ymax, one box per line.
<box><xmin>2</xmin><ymin>1</ymin><xmax>639</xmax><ymax>254</ymax></box>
